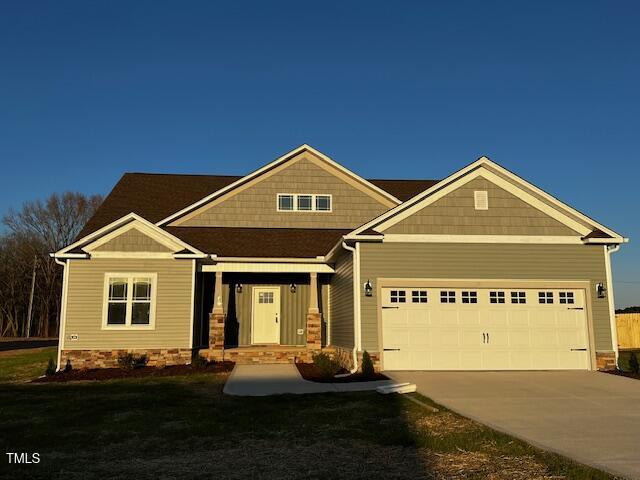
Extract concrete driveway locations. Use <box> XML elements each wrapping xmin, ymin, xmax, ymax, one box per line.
<box><xmin>387</xmin><ymin>371</ymin><xmax>640</xmax><ymax>479</ymax></box>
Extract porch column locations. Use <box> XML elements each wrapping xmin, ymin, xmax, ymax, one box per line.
<box><xmin>306</xmin><ymin>272</ymin><xmax>322</xmax><ymax>349</ymax></box>
<box><xmin>209</xmin><ymin>271</ymin><xmax>225</xmax><ymax>360</ymax></box>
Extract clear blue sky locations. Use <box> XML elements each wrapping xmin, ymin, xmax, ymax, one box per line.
<box><xmin>0</xmin><ymin>1</ymin><xmax>638</xmax><ymax>307</ymax></box>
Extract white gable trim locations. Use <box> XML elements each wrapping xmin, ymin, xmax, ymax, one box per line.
<box><xmin>156</xmin><ymin>144</ymin><xmax>401</xmax><ymax>226</ymax></box>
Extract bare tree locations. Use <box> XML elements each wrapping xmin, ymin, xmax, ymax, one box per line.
<box><xmin>1</xmin><ymin>192</ymin><xmax>102</xmax><ymax>337</ymax></box>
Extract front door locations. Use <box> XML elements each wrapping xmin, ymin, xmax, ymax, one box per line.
<box><xmin>252</xmin><ymin>287</ymin><xmax>281</xmax><ymax>344</ymax></box>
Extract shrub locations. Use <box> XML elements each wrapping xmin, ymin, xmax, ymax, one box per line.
<box><xmin>191</xmin><ymin>353</ymin><xmax>208</xmax><ymax>369</ymax></box>
<box><xmin>117</xmin><ymin>353</ymin><xmax>148</xmax><ymax>370</ymax></box>
<box><xmin>361</xmin><ymin>351</ymin><xmax>375</xmax><ymax>378</ymax></box>
<box><xmin>64</xmin><ymin>359</ymin><xmax>73</xmax><ymax>373</ymax></box>
<box><xmin>45</xmin><ymin>358</ymin><xmax>56</xmax><ymax>376</ymax></box>
<box><xmin>312</xmin><ymin>352</ymin><xmax>340</xmax><ymax>379</ymax></box>
<box><xmin>629</xmin><ymin>352</ymin><xmax>640</xmax><ymax>374</ymax></box>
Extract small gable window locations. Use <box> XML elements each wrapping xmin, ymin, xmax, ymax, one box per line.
<box><xmin>277</xmin><ymin>194</ymin><xmax>294</xmax><ymax>211</ymax></box>
<box><xmin>316</xmin><ymin>195</ymin><xmax>331</xmax><ymax>211</ymax></box>
<box><xmin>277</xmin><ymin>194</ymin><xmax>332</xmax><ymax>212</ymax></box>
<box><xmin>474</xmin><ymin>190</ymin><xmax>489</xmax><ymax>210</ymax></box>
<box><xmin>297</xmin><ymin>195</ymin><xmax>313</xmax><ymax>211</ymax></box>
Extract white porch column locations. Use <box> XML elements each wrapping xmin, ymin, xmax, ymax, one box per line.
<box><xmin>308</xmin><ymin>272</ymin><xmax>319</xmax><ymax>314</ymax></box>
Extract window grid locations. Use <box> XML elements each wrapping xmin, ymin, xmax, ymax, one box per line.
<box><xmin>277</xmin><ymin>194</ymin><xmax>332</xmax><ymax>212</ymax></box>
<box><xmin>489</xmin><ymin>291</ymin><xmax>505</xmax><ymax>304</ymax></box>
<box><xmin>538</xmin><ymin>291</ymin><xmax>554</xmax><ymax>304</ymax></box>
<box><xmin>104</xmin><ymin>274</ymin><xmax>155</xmax><ymax>328</ymax></box>
<box><xmin>258</xmin><ymin>292</ymin><xmax>275</xmax><ymax>304</ymax></box>
<box><xmin>390</xmin><ymin>290</ymin><xmax>406</xmax><ymax>303</ymax></box>
<box><xmin>559</xmin><ymin>292</ymin><xmax>575</xmax><ymax>304</ymax></box>
<box><xmin>511</xmin><ymin>291</ymin><xmax>526</xmax><ymax>304</ymax></box>
<box><xmin>411</xmin><ymin>290</ymin><xmax>428</xmax><ymax>303</ymax></box>
<box><xmin>440</xmin><ymin>291</ymin><xmax>456</xmax><ymax>303</ymax></box>
<box><xmin>461</xmin><ymin>291</ymin><xmax>478</xmax><ymax>304</ymax></box>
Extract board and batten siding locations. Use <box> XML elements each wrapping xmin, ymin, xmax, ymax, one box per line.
<box><xmin>329</xmin><ymin>250</ymin><xmax>355</xmax><ymax>349</ymax></box>
<box><xmin>359</xmin><ymin>243</ymin><xmax>613</xmax><ymax>352</ymax></box>
<box><xmin>174</xmin><ymin>154</ymin><xmax>390</xmax><ymax>229</ymax></box>
<box><xmin>385</xmin><ymin>177</ymin><xmax>578</xmax><ymax>236</ymax></box>
<box><xmin>64</xmin><ymin>258</ymin><xmax>194</xmax><ymax>349</ymax></box>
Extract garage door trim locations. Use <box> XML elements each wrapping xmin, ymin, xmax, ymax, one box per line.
<box><xmin>375</xmin><ymin>278</ymin><xmax>596</xmax><ymax>371</ymax></box>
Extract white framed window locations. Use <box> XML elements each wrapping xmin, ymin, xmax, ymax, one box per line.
<box><xmin>489</xmin><ymin>291</ymin><xmax>505</xmax><ymax>304</ymax></box>
<box><xmin>258</xmin><ymin>291</ymin><xmax>274</xmax><ymax>304</ymax></box>
<box><xmin>276</xmin><ymin>193</ymin><xmax>332</xmax><ymax>212</ymax></box>
<box><xmin>538</xmin><ymin>291</ymin><xmax>554</xmax><ymax>304</ymax></box>
<box><xmin>474</xmin><ymin>190</ymin><xmax>489</xmax><ymax>210</ymax></box>
<box><xmin>440</xmin><ymin>291</ymin><xmax>456</xmax><ymax>303</ymax></box>
<box><xmin>461</xmin><ymin>291</ymin><xmax>478</xmax><ymax>304</ymax></box>
<box><xmin>102</xmin><ymin>273</ymin><xmax>157</xmax><ymax>329</ymax></box>
<box><xmin>511</xmin><ymin>291</ymin><xmax>526</xmax><ymax>304</ymax></box>
<box><xmin>411</xmin><ymin>290</ymin><xmax>428</xmax><ymax>303</ymax></box>
<box><xmin>559</xmin><ymin>291</ymin><xmax>575</xmax><ymax>304</ymax></box>
<box><xmin>390</xmin><ymin>290</ymin><xmax>406</xmax><ymax>303</ymax></box>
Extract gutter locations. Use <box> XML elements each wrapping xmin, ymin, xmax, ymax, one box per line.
<box><xmin>341</xmin><ymin>241</ymin><xmax>361</xmax><ymax>374</ymax></box>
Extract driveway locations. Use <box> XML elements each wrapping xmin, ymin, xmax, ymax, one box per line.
<box><xmin>387</xmin><ymin>371</ymin><xmax>640</xmax><ymax>479</ymax></box>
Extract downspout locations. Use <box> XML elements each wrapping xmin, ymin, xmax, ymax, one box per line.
<box><xmin>342</xmin><ymin>241</ymin><xmax>361</xmax><ymax>373</ymax></box>
<box><xmin>53</xmin><ymin>257</ymin><xmax>68</xmax><ymax>372</ymax></box>
<box><xmin>604</xmin><ymin>244</ymin><xmax>621</xmax><ymax>365</ymax></box>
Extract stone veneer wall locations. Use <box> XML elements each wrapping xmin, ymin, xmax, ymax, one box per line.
<box><xmin>595</xmin><ymin>351</ymin><xmax>616</xmax><ymax>371</ymax></box>
<box><xmin>61</xmin><ymin>349</ymin><xmax>193</xmax><ymax>370</ymax></box>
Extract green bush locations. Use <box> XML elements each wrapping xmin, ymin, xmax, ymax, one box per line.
<box><xmin>361</xmin><ymin>351</ymin><xmax>375</xmax><ymax>378</ymax></box>
<box><xmin>312</xmin><ymin>352</ymin><xmax>341</xmax><ymax>379</ymax></box>
<box><xmin>64</xmin><ymin>359</ymin><xmax>73</xmax><ymax>372</ymax></box>
<box><xmin>191</xmin><ymin>353</ymin><xmax>208</xmax><ymax>369</ymax></box>
<box><xmin>117</xmin><ymin>353</ymin><xmax>148</xmax><ymax>370</ymax></box>
<box><xmin>629</xmin><ymin>352</ymin><xmax>640</xmax><ymax>374</ymax></box>
<box><xmin>45</xmin><ymin>358</ymin><xmax>56</xmax><ymax>376</ymax></box>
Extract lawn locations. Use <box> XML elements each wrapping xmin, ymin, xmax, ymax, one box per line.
<box><xmin>0</xmin><ymin>347</ymin><xmax>57</xmax><ymax>383</ymax></box>
<box><xmin>0</xmin><ymin>350</ymin><xmax>617</xmax><ymax>480</ymax></box>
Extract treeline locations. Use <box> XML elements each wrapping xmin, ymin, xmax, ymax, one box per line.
<box><xmin>0</xmin><ymin>192</ymin><xmax>102</xmax><ymax>338</ymax></box>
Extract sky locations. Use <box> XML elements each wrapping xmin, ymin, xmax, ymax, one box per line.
<box><xmin>0</xmin><ymin>1</ymin><xmax>638</xmax><ymax>307</ymax></box>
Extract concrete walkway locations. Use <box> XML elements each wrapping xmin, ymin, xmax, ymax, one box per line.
<box><xmin>223</xmin><ymin>364</ymin><xmax>393</xmax><ymax>396</ymax></box>
<box><xmin>388</xmin><ymin>370</ymin><xmax>640</xmax><ymax>480</ymax></box>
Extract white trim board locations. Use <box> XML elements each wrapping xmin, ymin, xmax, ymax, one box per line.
<box><xmin>201</xmin><ymin>262</ymin><xmax>334</xmax><ymax>273</ymax></box>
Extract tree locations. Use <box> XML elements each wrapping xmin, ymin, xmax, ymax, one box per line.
<box><xmin>1</xmin><ymin>192</ymin><xmax>102</xmax><ymax>337</ymax></box>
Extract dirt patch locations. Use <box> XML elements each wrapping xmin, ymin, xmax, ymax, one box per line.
<box><xmin>414</xmin><ymin>412</ymin><xmax>483</xmax><ymax>437</ymax></box>
<box><xmin>605</xmin><ymin>370</ymin><xmax>640</xmax><ymax>380</ymax></box>
<box><xmin>33</xmin><ymin>361</ymin><xmax>235</xmax><ymax>383</ymax></box>
<box><xmin>295</xmin><ymin>362</ymin><xmax>388</xmax><ymax>383</ymax></box>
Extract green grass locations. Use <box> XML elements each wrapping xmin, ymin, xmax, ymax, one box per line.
<box><xmin>0</xmin><ymin>347</ymin><xmax>56</xmax><ymax>383</ymax></box>
<box><xmin>0</xmin><ymin>351</ymin><xmax>617</xmax><ymax>479</ymax></box>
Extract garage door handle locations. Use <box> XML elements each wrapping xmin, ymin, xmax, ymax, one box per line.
<box><xmin>383</xmin><ymin>348</ymin><xmax>401</xmax><ymax>352</ymax></box>
<box><xmin>570</xmin><ymin>348</ymin><xmax>587</xmax><ymax>351</ymax></box>
<box><xmin>382</xmin><ymin>306</ymin><xmax>400</xmax><ymax>309</ymax></box>
<box><xmin>567</xmin><ymin>307</ymin><xmax>584</xmax><ymax>310</ymax></box>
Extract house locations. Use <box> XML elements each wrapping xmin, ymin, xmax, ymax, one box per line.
<box><xmin>52</xmin><ymin>145</ymin><xmax>627</xmax><ymax>372</ymax></box>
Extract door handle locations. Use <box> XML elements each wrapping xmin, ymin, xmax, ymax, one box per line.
<box><xmin>275</xmin><ymin>313</ymin><xmax>279</xmax><ymax>323</ymax></box>
<box><xmin>384</xmin><ymin>348</ymin><xmax>401</xmax><ymax>351</ymax></box>
<box><xmin>487</xmin><ymin>332</ymin><xmax>489</xmax><ymax>344</ymax></box>
<box><xmin>482</xmin><ymin>333</ymin><xmax>486</xmax><ymax>344</ymax></box>
<box><xmin>570</xmin><ymin>348</ymin><xmax>587</xmax><ymax>351</ymax></box>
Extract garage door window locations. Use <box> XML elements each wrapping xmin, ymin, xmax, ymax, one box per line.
<box><xmin>511</xmin><ymin>291</ymin><xmax>526</xmax><ymax>304</ymax></box>
<box><xmin>440</xmin><ymin>291</ymin><xmax>456</xmax><ymax>303</ymax></box>
<box><xmin>461</xmin><ymin>291</ymin><xmax>478</xmax><ymax>304</ymax></box>
<box><xmin>412</xmin><ymin>290</ymin><xmax>428</xmax><ymax>303</ymax></box>
<box><xmin>390</xmin><ymin>290</ymin><xmax>406</xmax><ymax>303</ymax></box>
<box><xmin>559</xmin><ymin>292</ymin><xmax>575</xmax><ymax>304</ymax></box>
<box><xmin>538</xmin><ymin>291</ymin><xmax>554</xmax><ymax>304</ymax></box>
<box><xmin>489</xmin><ymin>291</ymin><xmax>505</xmax><ymax>304</ymax></box>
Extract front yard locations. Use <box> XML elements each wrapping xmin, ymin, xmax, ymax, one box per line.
<box><xmin>0</xmin><ymin>349</ymin><xmax>617</xmax><ymax>479</ymax></box>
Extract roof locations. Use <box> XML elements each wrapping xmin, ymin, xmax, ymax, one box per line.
<box><xmin>164</xmin><ymin>227</ymin><xmax>350</xmax><ymax>258</ymax></box>
<box><xmin>79</xmin><ymin>172</ymin><xmax>440</xmax><ymax>238</ymax></box>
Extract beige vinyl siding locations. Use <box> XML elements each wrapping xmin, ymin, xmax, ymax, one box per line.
<box><xmin>359</xmin><ymin>243</ymin><xmax>612</xmax><ymax>351</ymax></box>
<box><xmin>385</xmin><ymin>177</ymin><xmax>578</xmax><ymax>236</ymax></box>
<box><xmin>176</xmin><ymin>155</ymin><xmax>390</xmax><ymax>229</ymax></box>
<box><xmin>64</xmin><ymin>258</ymin><xmax>193</xmax><ymax>349</ymax></box>
<box><xmin>329</xmin><ymin>250</ymin><xmax>355</xmax><ymax>349</ymax></box>
<box><xmin>93</xmin><ymin>228</ymin><xmax>173</xmax><ymax>252</ymax></box>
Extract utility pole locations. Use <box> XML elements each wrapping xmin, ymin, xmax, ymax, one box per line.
<box><xmin>26</xmin><ymin>254</ymin><xmax>37</xmax><ymax>338</ymax></box>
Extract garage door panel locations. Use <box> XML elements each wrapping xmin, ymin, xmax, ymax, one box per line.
<box><xmin>459</xmin><ymin>310</ymin><xmax>480</xmax><ymax>326</ymax></box>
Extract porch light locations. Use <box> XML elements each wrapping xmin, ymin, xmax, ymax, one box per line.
<box><xmin>596</xmin><ymin>282</ymin><xmax>606</xmax><ymax>299</ymax></box>
<box><xmin>290</xmin><ymin>283</ymin><xmax>297</xmax><ymax>293</ymax></box>
<box><xmin>364</xmin><ymin>279</ymin><xmax>373</xmax><ymax>297</ymax></box>
<box><xmin>236</xmin><ymin>283</ymin><xmax>243</xmax><ymax>294</ymax></box>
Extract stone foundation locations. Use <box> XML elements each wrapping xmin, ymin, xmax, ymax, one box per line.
<box><xmin>198</xmin><ymin>346</ymin><xmax>335</xmax><ymax>364</ymax></box>
<box><xmin>61</xmin><ymin>348</ymin><xmax>193</xmax><ymax>370</ymax></box>
<box><xmin>596</xmin><ymin>351</ymin><xmax>616</xmax><ymax>371</ymax></box>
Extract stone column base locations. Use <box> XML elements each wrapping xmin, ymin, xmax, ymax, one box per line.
<box><xmin>209</xmin><ymin>312</ymin><xmax>225</xmax><ymax>351</ymax></box>
<box><xmin>306</xmin><ymin>312</ymin><xmax>322</xmax><ymax>349</ymax></box>
<box><xmin>596</xmin><ymin>351</ymin><xmax>616</xmax><ymax>371</ymax></box>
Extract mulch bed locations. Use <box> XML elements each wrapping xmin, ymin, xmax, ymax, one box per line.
<box><xmin>296</xmin><ymin>362</ymin><xmax>388</xmax><ymax>383</ymax></box>
<box><xmin>32</xmin><ymin>361</ymin><xmax>235</xmax><ymax>383</ymax></box>
<box><xmin>606</xmin><ymin>369</ymin><xmax>640</xmax><ymax>380</ymax></box>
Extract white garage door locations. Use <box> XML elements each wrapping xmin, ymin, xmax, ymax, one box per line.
<box><xmin>381</xmin><ymin>286</ymin><xmax>590</xmax><ymax>371</ymax></box>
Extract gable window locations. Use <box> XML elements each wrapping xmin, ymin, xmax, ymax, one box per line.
<box><xmin>297</xmin><ymin>195</ymin><xmax>313</xmax><ymax>211</ymax></box>
<box><xmin>474</xmin><ymin>190</ymin><xmax>489</xmax><ymax>210</ymax></box>
<box><xmin>315</xmin><ymin>195</ymin><xmax>331</xmax><ymax>211</ymax></box>
<box><xmin>461</xmin><ymin>291</ymin><xmax>478</xmax><ymax>304</ymax></box>
<box><xmin>277</xmin><ymin>194</ymin><xmax>294</xmax><ymax>211</ymax></box>
<box><xmin>440</xmin><ymin>291</ymin><xmax>456</xmax><ymax>303</ymax></box>
<box><xmin>538</xmin><ymin>291</ymin><xmax>554</xmax><ymax>304</ymax></box>
<box><xmin>511</xmin><ymin>291</ymin><xmax>526</xmax><ymax>304</ymax></box>
<box><xmin>490</xmin><ymin>291</ymin><xmax>505</xmax><ymax>304</ymax></box>
<box><xmin>559</xmin><ymin>292</ymin><xmax>575</xmax><ymax>304</ymax></box>
<box><xmin>103</xmin><ymin>273</ymin><xmax>156</xmax><ymax>329</ymax></box>
<box><xmin>390</xmin><ymin>290</ymin><xmax>406</xmax><ymax>303</ymax></box>
<box><xmin>412</xmin><ymin>290</ymin><xmax>428</xmax><ymax>303</ymax></box>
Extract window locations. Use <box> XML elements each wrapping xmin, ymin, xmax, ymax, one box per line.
<box><xmin>103</xmin><ymin>274</ymin><xmax>156</xmax><ymax>329</ymax></box>
<box><xmin>474</xmin><ymin>190</ymin><xmax>489</xmax><ymax>210</ymax></box>
<box><xmin>559</xmin><ymin>292</ymin><xmax>575</xmax><ymax>304</ymax></box>
<box><xmin>461</xmin><ymin>291</ymin><xmax>478</xmax><ymax>304</ymax></box>
<box><xmin>511</xmin><ymin>291</ymin><xmax>526</xmax><ymax>304</ymax></box>
<box><xmin>258</xmin><ymin>291</ymin><xmax>274</xmax><ymax>304</ymax></box>
<box><xmin>489</xmin><ymin>291</ymin><xmax>505</xmax><ymax>304</ymax></box>
<box><xmin>440</xmin><ymin>291</ymin><xmax>456</xmax><ymax>303</ymax></box>
<box><xmin>277</xmin><ymin>194</ymin><xmax>332</xmax><ymax>212</ymax></box>
<box><xmin>297</xmin><ymin>195</ymin><xmax>312</xmax><ymax>211</ymax></box>
<box><xmin>538</xmin><ymin>291</ymin><xmax>554</xmax><ymax>304</ymax></box>
<box><xmin>277</xmin><ymin>194</ymin><xmax>294</xmax><ymax>211</ymax></box>
<box><xmin>412</xmin><ymin>290</ymin><xmax>428</xmax><ymax>303</ymax></box>
<box><xmin>390</xmin><ymin>290</ymin><xmax>406</xmax><ymax>303</ymax></box>
<box><xmin>315</xmin><ymin>195</ymin><xmax>331</xmax><ymax>211</ymax></box>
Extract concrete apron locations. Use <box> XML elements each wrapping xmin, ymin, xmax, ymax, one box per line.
<box><xmin>223</xmin><ymin>364</ymin><xmax>393</xmax><ymax>396</ymax></box>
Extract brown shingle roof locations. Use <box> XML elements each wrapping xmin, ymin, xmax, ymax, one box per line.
<box><xmin>165</xmin><ymin>227</ymin><xmax>349</xmax><ymax>258</ymax></box>
<box><xmin>368</xmin><ymin>179</ymin><xmax>440</xmax><ymax>201</ymax></box>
